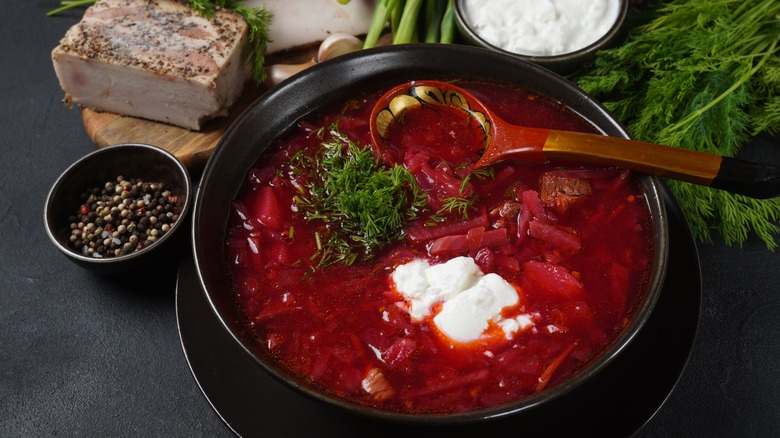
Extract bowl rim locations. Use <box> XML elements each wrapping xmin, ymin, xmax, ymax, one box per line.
<box><xmin>192</xmin><ymin>43</ymin><xmax>668</xmax><ymax>424</ymax></box>
<box><xmin>44</xmin><ymin>142</ymin><xmax>193</xmax><ymax>266</ymax></box>
<box><xmin>452</xmin><ymin>0</ymin><xmax>629</xmax><ymax>67</ymax></box>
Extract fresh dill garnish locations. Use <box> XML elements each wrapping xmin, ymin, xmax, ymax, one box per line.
<box><xmin>47</xmin><ymin>0</ymin><xmax>96</xmax><ymax>16</ymax></box>
<box><xmin>219</xmin><ymin>4</ymin><xmax>273</xmax><ymax>83</ymax></box>
<box><xmin>458</xmin><ymin>173</ymin><xmax>472</xmax><ymax>195</ymax></box>
<box><xmin>47</xmin><ymin>0</ymin><xmax>272</xmax><ymax>83</ymax></box>
<box><xmin>470</xmin><ymin>167</ymin><xmax>495</xmax><ymax>181</ymax></box>
<box><xmin>572</xmin><ymin>0</ymin><xmax>780</xmax><ymax>250</ymax></box>
<box><xmin>290</xmin><ymin>121</ymin><xmax>427</xmax><ymax>268</ymax></box>
<box><xmin>426</xmin><ymin>168</ymin><xmax>489</xmax><ymax>224</ymax></box>
<box><xmin>437</xmin><ymin>195</ymin><xmax>476</xmax><ymax>220</ymax></box>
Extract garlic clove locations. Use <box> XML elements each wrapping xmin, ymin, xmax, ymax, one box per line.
<box><xmin>264</xmin><ymin>33</ymin><xmax>364</xmax><ymax>87</ymax></box>
<box><xmin>264</xmin><ymin>60</ymin><xmax>316</xmax><ymax>87</ymax></box>
<box><xmin>316</xmin><ymin>33</ymin><xmax>364</xmax><ymax>62</ymax></box>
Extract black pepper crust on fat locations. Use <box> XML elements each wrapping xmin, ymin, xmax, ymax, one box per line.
<box><xmin>54</xmin><ymin>0</ymin><xmax>247</xmax><ymax>79</ymax></box>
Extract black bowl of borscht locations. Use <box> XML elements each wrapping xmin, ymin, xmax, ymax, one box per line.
<box><xmin>192</xmin><ymin>44</ymin><xmax>669</xmax><ymax>424</ymax></box>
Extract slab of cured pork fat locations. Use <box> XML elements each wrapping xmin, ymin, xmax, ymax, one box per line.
<box><xmin>246</xmin><ymin>0</ymin><xmax>375</xmax><ymax>54</ymax></box>
<box><xmin>51</xmin><ymin>0</ymin><xmax>250</xmax><ymax>130</ymax></box>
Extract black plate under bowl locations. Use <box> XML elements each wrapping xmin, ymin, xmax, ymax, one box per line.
<box><xmin>176</xmin><ymin>182</ymin><xmax>700</xmax><ymax>437</ymax></box>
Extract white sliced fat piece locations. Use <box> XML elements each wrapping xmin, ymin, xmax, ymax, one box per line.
<box><xmin>51</xmin><ymin>0</ymin><xmax>250</xmax><ymax>130</ymax></box>
<box><xmin>245</xmin><ymin>0</ymin><xmax>375</xmax><ymax>54</ymax></box>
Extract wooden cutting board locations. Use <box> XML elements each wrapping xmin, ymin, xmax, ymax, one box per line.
<box><xmin>82</xmin><ymin>82</ymin><xmax>267</xmax><ymax>173</ymax></box>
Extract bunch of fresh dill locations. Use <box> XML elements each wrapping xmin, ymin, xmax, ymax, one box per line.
<box><xmin>186</xmin><ymin>0</ymin><xmax>272</xmax><ymax>83</ymax></box>
<box><xmin>572</xmin><ymin>0</ymin><xmax>780</xmax><ymax>249</ymax></box>
<box><xmin>291</xmin><ymin>123</ymin><xmax>427</xmax><ymax>268</ymax></box>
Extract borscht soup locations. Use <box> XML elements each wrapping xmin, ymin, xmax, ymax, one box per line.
<box><xmin>225</xmin><ymin>80</ymin><xmax>655</xmax><ymax>414</ymax></box>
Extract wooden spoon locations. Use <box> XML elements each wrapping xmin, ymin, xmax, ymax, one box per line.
<box><xmin>370</xmin><ymin>80</ymin><xmax>780</xmax><ymax>199</ymax></box>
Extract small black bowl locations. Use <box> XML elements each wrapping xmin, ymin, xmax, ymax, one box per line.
<box><xmin>453</xmin><ymin>0</ymin><xmax>628</xmax><ymax>75</ymax></box>
<box><xmin>45</xmin><ymin>143</ymin><xmax>193</xmax><ymax>275</ymax></box>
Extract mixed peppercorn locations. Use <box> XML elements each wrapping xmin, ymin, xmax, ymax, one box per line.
<box><xmin>68</xmin><ymin>176</ymin><xmax>180</xmax><ymax>258</ymax></box>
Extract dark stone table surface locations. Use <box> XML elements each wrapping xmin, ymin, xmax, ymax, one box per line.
<box><xmin>2</xmin><ymin>2</ymin><xmax>778</xmax><ymax>436</ymax></box>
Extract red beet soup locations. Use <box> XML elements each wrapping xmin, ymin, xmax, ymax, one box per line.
<box><xmin>225</xmin><ymin>80</ymin><xmax>654</xmax><ymax>414</ymax></box>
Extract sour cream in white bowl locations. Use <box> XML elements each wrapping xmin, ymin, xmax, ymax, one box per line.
<box><xmin>454</xmin><ymin>0</ymin><xmax>628</xmax><ymax>74</ymax></box>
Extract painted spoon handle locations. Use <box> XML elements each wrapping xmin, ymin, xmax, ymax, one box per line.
<box><xmin>477</xmin><ymin>127</ymin><xmax>780</xmax><ymax>199</ymax></box>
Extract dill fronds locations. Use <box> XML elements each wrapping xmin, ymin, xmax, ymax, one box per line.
<box><xmin>292</xmin><ymin>121</ymin><xmax>427</xmax><ymax>268</ymax></box>
<box><xmin>573</xmin><ymin>0</ymin><xmax>780</xmax><ymax>249</ymax></box>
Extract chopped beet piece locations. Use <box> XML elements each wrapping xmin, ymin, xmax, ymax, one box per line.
<box><xmin>382</xmin><ymin>337</ymin><xmax>417</xmax><ymax>368</ymax></box>
<box><xmin>427</xmin><ymin>234</ymin><xmax>468</xmax><ymax>256</ymax></box>
<box><xmin>609</xmin><ymin>261</ymin><xmax>630</xmax><ymax>314</ymax></box>
<box><xmin>474</xmin><ymin>247</ymin><xmax>495</xmax><ymax>272</ymax></box>
<box><xmin>522</xmin><ymin>260</ymin><xmax>584</xmax><ymax>299</ymax></box>
<box><xmin>522</xmin><ymin>189</ymin><xmax>551</xmax><ymax>223</ymax></box>
<box><xmin>252</xmin><ymin>186</ymin><xmax>283</xmax><ymax>229</ymax></box>
<box><xmin>528</xmin><ymin>220</ymin><xmax>582</xmax><ymax>254</ymax></box>
<box><xmin>428</xmin><ymin>228</ymin><xmax>508</xmax><ymax>256</ymax></box>
<box><xmin>405</xmin><ymin>213</ymin><xmax>488</xmax><ymax>243</ymax></box>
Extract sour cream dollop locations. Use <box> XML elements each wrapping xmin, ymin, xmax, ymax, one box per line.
<box><xmin>392</xmin><ymin>256</ymin><xmax>534</xmax><ymax>344</ymax></box>
<box><xmin>461</xmin><ymin>0</ymin><xmax>621</xmax><ymax>57</ymax></box>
